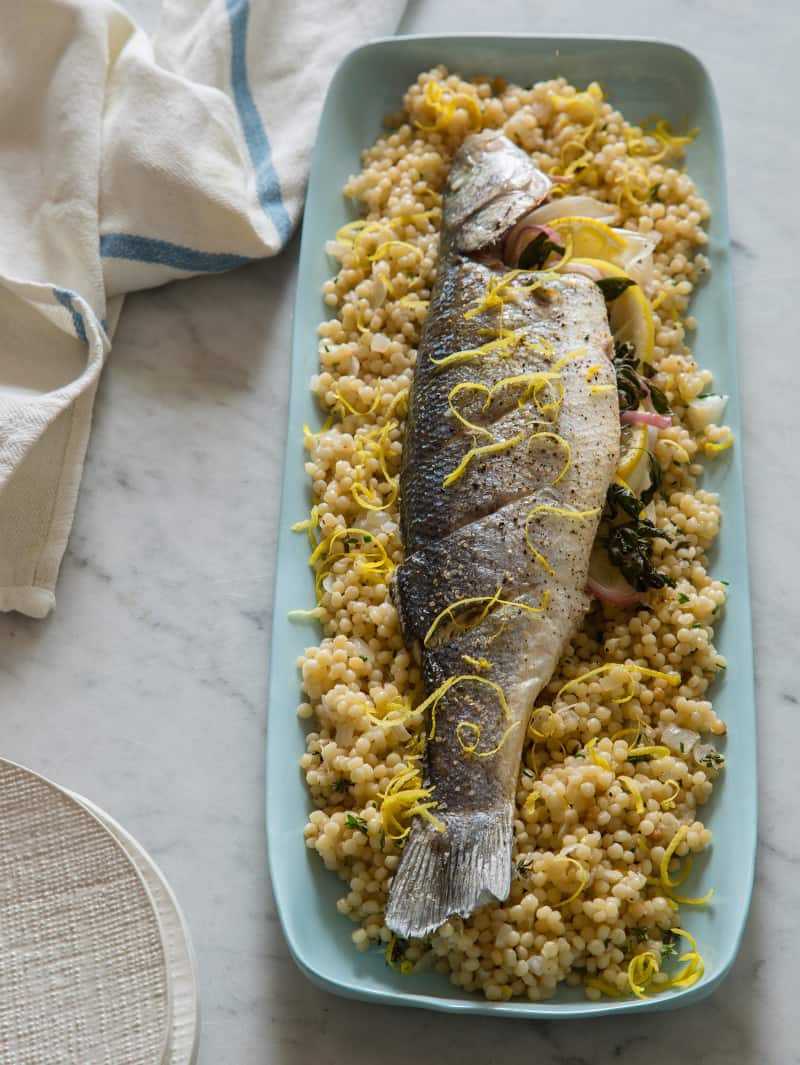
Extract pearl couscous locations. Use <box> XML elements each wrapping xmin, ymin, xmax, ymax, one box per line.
<box><xmin>294</xmin><ymin>69</ymin><xmax>730</xmax><ymax>1001</ymax></box>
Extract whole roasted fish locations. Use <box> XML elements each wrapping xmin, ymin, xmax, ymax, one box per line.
<box><xmin>385</xmin><ymin>131</ymin><xmax>620</xmax><ymax>938</ymax></box>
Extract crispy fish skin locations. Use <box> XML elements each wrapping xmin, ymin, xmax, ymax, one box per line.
<box><xmin>384</xmin><ymin>132</ymin><xmax>620</xmax><ymax>939</ymax></box>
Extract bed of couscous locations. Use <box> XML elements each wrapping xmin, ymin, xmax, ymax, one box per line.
<box><xmin>292</xmin><ymin>68</ymin><xmax>731</xmax><ymax>1002</ymax></box>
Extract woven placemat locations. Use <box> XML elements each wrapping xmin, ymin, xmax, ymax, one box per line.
<box><xmin>72</xmin><ymin>793</ymin><xmax>200</xmax><ymax>1065</ymax></box>
<box><xmin>0</xmin><ymin>760</ymin><xmax>170</xmax><ymax>1065</ymax></box>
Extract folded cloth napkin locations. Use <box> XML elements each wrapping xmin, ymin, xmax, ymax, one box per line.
<box><xmin>0</xmin><ymin>0</ymin><xmax>404</xmax><ymax>618</ymax></box>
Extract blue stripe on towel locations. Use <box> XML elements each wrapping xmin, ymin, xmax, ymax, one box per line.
<box><xmin>225</xmin><ymin>0</ymin><xmax>292</xmax><ymax>245</ymax></box>
<box><xmin>99</xmin><ymin>234</ymin><xmax>257</xmax><ymax>273</ymax></box>
<box><xmin>52</xmin><ymin>287</ymin><xmax>88</xmax><ymax>344</ymax></box>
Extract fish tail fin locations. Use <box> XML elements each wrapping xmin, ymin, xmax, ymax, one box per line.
<box><xmin>384</xmin><ymin>807</ymin><xmax>514</xmax><ymax>939</ymax></box>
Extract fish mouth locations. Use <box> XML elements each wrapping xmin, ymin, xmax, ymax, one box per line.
<box><xmin>445</xmin><ymin>132</ymin><xmax>553</xmax><ymax>256</ymax></box>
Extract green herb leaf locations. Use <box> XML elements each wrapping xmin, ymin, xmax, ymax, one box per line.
<box><xmin>648</xmin><ymin>384</ymin><xmax>671</xmax><ymax>415</ymax></box>
<box><xmin>518</xmin><ymin>232</ymin><xmax>566</xmax><ymax>270</ymax></box>
<box><xmin>635</xmin><ymin>927</ymin><xmax>650</xmax><ymax>942</ymax></box>
<box><xmin>333</xmin><ymin>778</ymin><xmax>350</xmax><ymax>792</ymax></box>
<box><xmin>699</xmin><ymin>749</ymin><xmax>725</xmax><ymax>770</ymax></box>
<box><xmin>596</xmin><ymin>276</ymin><xmax>636</xmax><ymax>302</ymax></box>
<box><xmin>661</xmin><ymin>932</ymin><xmax>679</xmax><ymax>959</ymax></box>
<box><xmin>345</xmin><ymin>813</ymin><xmax>368</xmax><ymax>833</ymax></box>
<box><xmin>677</xmin><ymin>593</ymin><xmax>690</xmax><ymax>604</ymax></box>
<box><xmin>516</xmin><ymin>856</ymin><xmax>534</xmax><ymax>877</ymax></box>
<box><xmin>628</xmin><ymin>752</ymin><xmax>653</xmax><ymax>763</ymax></box>
<box><xmin>691</xmin><ymin>622</ymin><xmax>703</xmax><ymax>629</ymax></box>
<box><xmin>640</xmin><ymin>452</ymin><xmax>663</xmax><ymax>506</ymax></box>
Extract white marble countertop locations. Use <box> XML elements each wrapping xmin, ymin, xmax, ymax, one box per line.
<box><xmin>0</xmin><ymin>2</ymin><xmax>794</xmax><ymax>1062</ymax></box>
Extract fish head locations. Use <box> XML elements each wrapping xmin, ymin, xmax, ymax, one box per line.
<box><xmin>443</xmin><ymin>130</ymin><xmax>552</xmax><ymax>254</ymax></box>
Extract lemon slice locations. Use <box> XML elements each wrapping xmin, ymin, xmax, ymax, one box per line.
<box><xmin>550</xmin><ymin>217</ymin><xmax>628</xmax><ymax>263</ymax></box>
<box><xmin>567</xmin><ymin>257</ymin><xmax>655</xmax><ymax>365</ymax></box>
<box><xmin>617</xmin><ymin>421</ymin><xmax>648</xmax><ymax>479</ymax></box>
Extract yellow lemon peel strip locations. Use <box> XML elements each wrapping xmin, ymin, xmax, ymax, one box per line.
<box><xmin>553</xmin><ymin>855</ymin><xmax>589</xmax><ymax>909</ymax></box>
<box><xmin>430</xmin><ymin>328</ymin><xmax>523</xmax><ymax>370</ymax></box>
<box><xmin>378</xmin><ymin>765</ymin><xmax>444</xmax><ymax>840</ymax></box>
<box><xmin>385</xmin><ymin>934</ymin><xmax>415</xmax><ymax>975</ymax></box>
<box><xmin>455</xmin><ymin>719</ymin><xmax>522</xmax><ymax>758</ymax></box>
<box><xmin>527</xmin><ymin>431</ymin><xmax>572</xmax><ymax>486</ymax></box>
<box><xmin>524</xmin><ymin>504</ymin><xmax>601</xmax><ymax>575</ymax></box>
<box><xmin>618</xmin><ymin>775</ymin><xmax>645</xmax><ymax>813</ymax></box>
<box><xmin>443</xmin><ymin>433</ymin><xmax>524</xmax><ymax>488</ymax></box>
<box><xmin>417</xmin><ymin>675</ymin><xmax>511</xmax><ymax>742</ymax></box>
<box><xmin>461</xmin><ymin>655</ymin><xmax>493</xmax><ymax>671</ymax></box>
<box><xmin>628</xmin><ymin>951</ymin><xmax>659</xmax><ymax>998</ymax></box>
<box><xmin>586</xmin><ymin>737</ymin><xmax>612</xmax><ymax>770</ymax></box>
<box><xmin>661</xmin><ymin>779</ymin><xmax>680</xmax><ymax>811</ymax></box>
<box><xmin>424</xmin><ymin>588</ymin><xmax>549</xmax><ymax>646</ymax></box>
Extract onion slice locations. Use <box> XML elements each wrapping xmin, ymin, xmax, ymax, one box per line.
<box><xmin>504</xmin><ymin>221</ymin><xmax>561</xmax><ymax>268</ymax></box>
<box><xmin>562</xmin><ymin>262</ymin><xmax>604</xmax><ymax>281</ymax></box>
<box><xmin>523</xmin><ymin>195</ymin><xmax>621</xmax><ymax>226</ymax></box>
<box><xmin>621</xmin><ymin>410</ymin><xmax>672</xmax><ymax>430</ymax></box>
<box><xmin>586</xmin><ymin>576</ymin><xmax>644</xmax><ymax>607</ymax></box>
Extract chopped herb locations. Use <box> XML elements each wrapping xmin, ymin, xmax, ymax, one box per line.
<box><xmin>628</xmin><ymin>752</ymin><xmax>653</xmax><ymax>763</ymax></box>
<box><xmin>379</xmin><ymin>828</ymin><xmax>386</xmax><ymax>850</ymax></box>
<box><xmin>674</xmin><ymin>540</ymin><xmax>691</xmax><ymax>551</ymax></box>
<box><xmin>333</xmin><ymin>778</ymin><xmax>350</xmax><ymax>792</ymax></box>
<box><xmin>679</xmin><ymin>741</ymin><xmax>685</xmax><ymax>753</ymax></box>
<box><xmin>516</xmin><ymin>857</ymin><xmax>534</xmax><ymax>877</ymax></box>
<box><xmin>691</xmin><ymin>622</ymin><xmax>703</xmax><ymax>629</ymax></box>
<box><xmin>345</xmin><ymin>813</ymin><xmax>368</xmax><ymax>833</ymax></box>
<box><xmin>596</xmin><ymin>276</ymin><xmax>636</xmax><ymax>302</ymax></box>
<box><xmin>522</xmin><ymin>767</ymin><xmax>535</xmax><ymax>778</ymax></box>
<box><xmin>677</xmin><ymin>593</ymin><xmax>690</xmax><ymax>604</ymax></box>
<box><xmin>518</xmin><ymin>232</ymin><xmax>566</xmax><ymax>270</ymax></box>
<box><xmin>699</xmin><ymin>749</ymin><xmax>725</xmax><ymax>770</ymax></box>
<box><xmin>648</xmin><ymin>184</ymin><xmax>661</xmax><ymax>201</ymax></box>
<box><xmin>712</xmin><ymin>604</ymin><xmax>720</xmax><ymax>614</ymax></box>
<box><xmin>359</xmin><ymin>655</ymin><xmax>369</xmax><ymax>662</ymax></box>
<box><xmin>661</xmin><ymin>932</ymin><xmax>679</xmax><ymax>960</ymax></box>
<box><xmin>720</xmin><ymin>579</ymin><xmax>730</xmax><ymax>586</ymax></box>
<box><xmin>697</xmin><ymin>391</ymin><xmax>715</xmax><ymax>399</ymax></box>
<box><xmin>635</xmin><ymin>927</ymin><xmax>650</xmax><ymax>942</ymax></box>
<box><xmin>574</xmin><ymin>752</ymin><xmax>587</xmax><ymax>759</ymax></box>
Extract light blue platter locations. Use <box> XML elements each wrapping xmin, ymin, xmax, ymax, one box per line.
<box><xmin>266</xmin><ymin>34</ymin><xmax>756</xmax><ymax>1018</ymax></box>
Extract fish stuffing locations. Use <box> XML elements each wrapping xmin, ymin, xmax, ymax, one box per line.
<box><xmin>384</xmin><ymin>131</ymin><xmax>621</xmax><ymax>939</ymax></box>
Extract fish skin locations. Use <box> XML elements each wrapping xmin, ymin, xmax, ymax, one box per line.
<box><xmin>384</xmin><ymin>132</ymin><xmax>620</xmax><ymax>939</ymax></box>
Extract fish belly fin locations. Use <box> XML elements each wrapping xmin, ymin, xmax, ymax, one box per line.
<box><xmin>384</xmin><ymin>806</ymin><xmax>514</xmax><ymax>939</ymax></box>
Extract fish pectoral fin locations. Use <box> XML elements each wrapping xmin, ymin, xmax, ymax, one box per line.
<box><xmin>384</xmin><ymin>806</ymin><xmax>513</xmax><ymax>938</ymax></box>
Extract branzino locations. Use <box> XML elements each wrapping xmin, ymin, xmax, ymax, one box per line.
<box><xmin>385</xmin><ymin>131</ymin><xmax>620</xmax><ymax>938</ymax></box>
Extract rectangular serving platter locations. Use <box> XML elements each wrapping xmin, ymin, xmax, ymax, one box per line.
<box><xmin>266</xmin><ymin>34</ymin><xmax>756</xmax><ymax>1018</ymax></box>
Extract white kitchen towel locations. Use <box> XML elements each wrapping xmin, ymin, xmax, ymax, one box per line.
<box><xmin>0</xmin><ymin>0</ymin><xmax>404</xmax><ymax>618</ymax></box>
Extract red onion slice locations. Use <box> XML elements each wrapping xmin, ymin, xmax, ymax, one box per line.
<box><xmin>621</xmin><ymin>410</ymin><xmax>672</xmax><ymax>430</ymax></box>
<box><xmin>504</xmin><ymin>221</ymin><xmax>562</xmax><ymax>267</ymax></box>
<box><xmin>586</xmin><ymin>576</ymin><xmax>645</xmax><ymax>607</ymax></box>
